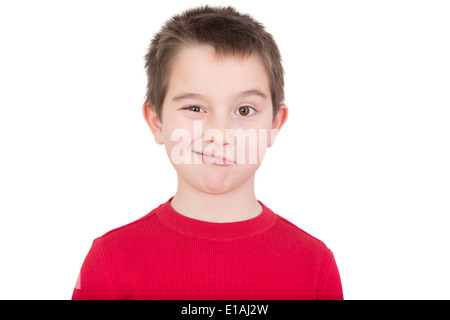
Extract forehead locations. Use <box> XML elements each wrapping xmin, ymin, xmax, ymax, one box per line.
<box><xmin>165</xmin><ymin>45</ymin><xmax>271</xmax><ymax>101</ymax></box>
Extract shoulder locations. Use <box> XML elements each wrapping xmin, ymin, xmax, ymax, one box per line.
<box><xmin>96</xmin><ymin>203</ymin><xmax>164</xmax><ymax>246</ymax></box>
<box><xmin>271</xmin><ymin>213</ymin><xmax>332</xmax><ymax>255</ymax></box>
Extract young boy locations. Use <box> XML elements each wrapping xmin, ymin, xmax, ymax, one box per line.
<box><xmin>72</xmin><ymin>6</ymin><xmax>343</xmax><ymax>300</ymax></box>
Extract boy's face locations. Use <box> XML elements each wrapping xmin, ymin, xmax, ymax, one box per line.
<box><xmin>144</xmin><ymin>45</ymin><xmax>287</xmax><ymax>195</ymax></box>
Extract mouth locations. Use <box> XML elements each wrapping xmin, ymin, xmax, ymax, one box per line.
<box><xmin>194</xmin><ymin>151</ymin><xmax>235</xmax><ymax>165</ymax></box>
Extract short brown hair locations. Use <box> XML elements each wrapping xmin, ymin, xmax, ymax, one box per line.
<box><xmin>144</xmin><ymin>5</ymin><xmax>284</xmax><ymax>121</ymax></box>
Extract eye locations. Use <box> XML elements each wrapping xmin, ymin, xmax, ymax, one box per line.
<box><xmin>235</xmin><ymin>106</ymin><xmax>256</xmax><ymax>116</ymax></box>
<box><xmin>184</xmin><ymin>106</ymin><xmax>205</xmax><ymax>113</ymax></box>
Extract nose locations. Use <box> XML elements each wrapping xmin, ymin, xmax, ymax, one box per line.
<box><xmin>202</xmin><ymin>117</ymin><xmax>234</xmax><ymax>146</ymax></box>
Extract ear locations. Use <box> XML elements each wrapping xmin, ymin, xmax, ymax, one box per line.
<box><xmin>142</xmin><ymin>101</ymin><xmax>164</xmax><ymax>145</ymax></box>
<box><xmin>269</xmin><ymin>104</ymin><xmax>288</xmax><ymax>147</ymax></box>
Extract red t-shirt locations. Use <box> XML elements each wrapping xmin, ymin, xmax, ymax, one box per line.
<box><xmin>72</xmin><ymin>197</ymin><xmax>343</xmax><ymax>300</ymax></box>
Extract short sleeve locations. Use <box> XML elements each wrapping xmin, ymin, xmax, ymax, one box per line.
<box><xmin>71</xmin><ymin>238</ymin><xmax>116</xmax><ymax>300</ymax></box>
<box><xmin>316</xmin><ymin>250</ymin><xmax>344</xmax><ymax>300</ymax></box>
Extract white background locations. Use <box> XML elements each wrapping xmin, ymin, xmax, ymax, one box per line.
<box><xmin>0</xmin><ymin>0</ymin><xmax>449</xmax><ymax>300</ymax></box>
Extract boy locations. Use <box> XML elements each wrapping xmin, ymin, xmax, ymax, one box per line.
<box><xmin>72</xmin><ymin>5</ymin><xmax>343</xmax><ymax>300</ymax></box>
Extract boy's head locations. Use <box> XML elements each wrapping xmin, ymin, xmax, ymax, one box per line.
<box><xmin>142</xmin><ymin>6</ymin><xmax>288</xmax><ymax>196</ymax></box>
<box><xmin>144</xmin><ymin>5</ymin><xmax>284</xmax><ymax>122</ymax></box>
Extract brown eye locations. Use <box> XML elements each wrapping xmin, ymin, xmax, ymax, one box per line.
<box><xmin>185</xmin><ymin>106</ymin><xmax>205</xmax><ymax>113</ymax></box>
<box><xmin>239</xmin><ymin>107</ymin><xmax>249</xmax><ymax>116</ymax></box>
<box><xmin>236</xmin><ymin>106</ymin><xmax>255</xmax><ymax>116</ymax></box>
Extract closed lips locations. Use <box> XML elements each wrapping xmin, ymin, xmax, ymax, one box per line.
<box><xmin>194</xmin><ymin>151</ymin><xmax>235</xmax><ymax>164</ymax></box>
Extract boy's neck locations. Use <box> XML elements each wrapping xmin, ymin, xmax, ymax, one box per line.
<box><xmin>170</xmin><ymin>174</ymin><xmax>262</xmax><ymax>223</ymax></box>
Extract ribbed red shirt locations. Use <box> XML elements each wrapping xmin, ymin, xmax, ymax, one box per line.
<box><xmin>72</xmin><ymin>198</ymin><xmax>343</xmax><ymax>300</ymax></box>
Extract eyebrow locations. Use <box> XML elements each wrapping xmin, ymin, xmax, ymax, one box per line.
<box><xmin>171</xmin><ymin>89</ymin><xmax>268</xmax><ymax>102</ymax></box>
<box><xmin>240</xmin><ymin>89</ymin><xmax>268</xmax><ymax>100</ymax></box>
<box><xmin>171</xmin><ymin>92</ymin><xmax>206</xmax><ymax>102</ymax></box>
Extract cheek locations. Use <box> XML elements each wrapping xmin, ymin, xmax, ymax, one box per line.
<box><xmin>256</xmin><ymin>129</ymin><xmax>271</xmax><ymax>163</ymax></box>
<box><xmin>162</xmin><ymin>119</ymin><xmax>201</xmax><ymax>166</ymax></box>
<box><xmin>162</xmin><ymin>118</ymin><xmax>195</xmax><ymax>146</ymax></box>
<box><xmin>233</xmin><ymin>127</ymin><xmax>271</xmax><ymax>165</ymax></box>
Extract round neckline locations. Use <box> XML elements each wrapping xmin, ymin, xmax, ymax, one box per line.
<box><xmin>156</xmin><ymin>197</ymin><xmax>277</xmax><ymax>239</ymax></box>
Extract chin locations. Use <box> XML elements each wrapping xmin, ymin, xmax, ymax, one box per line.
<box><xmin>200</xmin><ymin>173</ymin><xmax>235</xmax><ymax>195</ymax></box>
<box><xmin>176</xmin><ymin>163</ymin><xmax>259</xmax><ymax>195</ymax></box>
<box><xmin>202</xmin><ymin>170</ymin><xmax>257</xmax><ymax>196</ymax></box>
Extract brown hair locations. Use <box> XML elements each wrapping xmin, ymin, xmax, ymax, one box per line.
<box><xmin>144</xmin><ymin>5</ymin><xmax>284</xmax><ymax>121</ymax></box>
